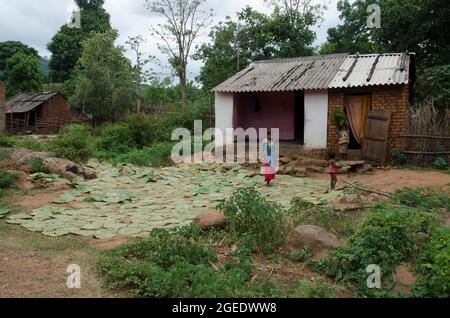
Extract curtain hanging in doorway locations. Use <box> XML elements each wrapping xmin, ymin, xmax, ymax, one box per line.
<box><xmin>345</xmin><ymin>95</ymin><xmax>370</xmax><ymax>144</ymax></box>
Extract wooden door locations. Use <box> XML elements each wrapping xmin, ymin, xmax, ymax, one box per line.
<box><xmin>361</xmin><ymin>111</ymin><xmax>392</xmax><ymax>165</ymax></box>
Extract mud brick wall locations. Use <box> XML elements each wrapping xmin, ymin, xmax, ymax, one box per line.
<box><xmin>327</xmin><ymin>84</ymin><xmax>409</xmax><ymax>152</ymax></box>
<box><xmin>0</xmin><ymin>82</ymin><xmax>5</xmax><ymax>132</ymax></box>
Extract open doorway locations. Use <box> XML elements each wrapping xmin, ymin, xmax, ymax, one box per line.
<box><xmin>294</xmin><ymin>91</ymin><xmax>305</xmax><ymax>144</ymax></box>
<box><xmin>344</xmin><ymin>94</ymin><xmax>371</xmax><ymax>150</ymax></box>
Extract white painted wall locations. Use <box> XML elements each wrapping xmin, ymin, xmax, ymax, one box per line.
<box><xmin>304</xmin><ymin>89</ymin><xmax>329</xmax><ymax>148</ymax></box>
<box><xmin>214</xmin><ymin>92</ymin><xmax>234</xmax><ymax>144</ymax></box>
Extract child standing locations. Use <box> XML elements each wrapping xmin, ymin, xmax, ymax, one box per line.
<box><xmin>329</xmin><ymin>152</ymin><xmax>339</xmax><ymax>190</ymax></box>
<box><xmin>261</xmin><ymin>132</ymin><xmax>276</xmax><ymax>186</ymax></box>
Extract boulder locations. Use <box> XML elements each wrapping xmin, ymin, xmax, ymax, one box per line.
<box><xmin>2</xmin><ymin>147</ymin><xmax>32</xmax><ymax>161</ymax></box>
<box><xmin>193</xmin><ymin>210</ymin><xmax>226</xmax><ymax>230</ymax></box>
<box><xmin>285</xmin><ymin>225</ymin><xmax>346</xmax><ymax>259</ymax></box>
<box><xmin>49</xmin><ymin>180</ymin><xmax>70</xmax><ymax>191</ymax></box>
<box><xmin>45</xmin><ymin>158</ymin><xmax>81</xmax><ymax>181</ymax></box>
<box><xmin>6</xmin><ymin>170</ymin><xmax>33</xmax><ymax>189</ymax></box>
<box><xmin>16</xmin><ymin>152</ymin><xmax>50</xmax><ymax>166</ymax></box>
<box><xmin>293</xmin><ymin>166</ymin><xmax>307</xmax><ymax>177</ymax></box>
<box><xmin>339</xmin><ymin>194</ymin><xmax>363</xmax><ymax>205</ymax></box>
<box><xmin>82</xmin><ymin>169</ymin><xmax>97</xmax><ymax>180</ymax></box>
<box><xmin>394</xmin><ymin>264</ymin><xmax>416</xmax><ymax>294</ymax></box>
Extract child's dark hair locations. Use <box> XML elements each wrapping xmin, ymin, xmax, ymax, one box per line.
<box><xmin>328</xmin><ymin>151</ymin><xmax>336</xmax><ymax>160</ymax></box>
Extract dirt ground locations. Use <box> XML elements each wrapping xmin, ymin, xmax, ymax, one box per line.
<box><xmin>1</xmin><ymin>167</ymin><xmax>448</xmax><ymax>298</ymax></box>
<box><xmin>312</xmin><ymin>168</ymin><xmax>450</xmax><ymax>193</ymax></box>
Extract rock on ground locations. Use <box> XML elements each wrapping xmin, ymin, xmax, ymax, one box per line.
<box><xmin>7</xmin><ymin>170</ymin><xmax>34</xmax><ymax>189</ymax></box>
<box><xmin>193</xmin><ymin>210</ymin><xmax>226</xmax><ymax>230</ymax></box>
<box><xmin>16</xmin><ymin>152</ymin><xmax>50</xmax><ymax>166</ymax></box>
<box><xmin>285</xmin><ymin>225</ymin><xmax>346</xmax><ymax>259</ymax></box>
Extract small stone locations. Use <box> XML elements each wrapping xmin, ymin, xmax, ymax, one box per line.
<box><xmin>193</xmin><ymin>210</ymin><xmax>226</xmax><ymax>230</ymax></box>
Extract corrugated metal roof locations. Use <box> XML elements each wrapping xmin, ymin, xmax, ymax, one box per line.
<box><xmin>6</xmin><ymin>92</ymin><xmax>59</xmax><ymax>114</ymax></box>
<box><xmin>329</xmin><ymin>53</ymin><xmax>411</xmax><ymax>88</ymax></box>
<box><xmin>213</xmin><ymin>53</ymin><xmax>349</xmax><ymax>93</ymax></box>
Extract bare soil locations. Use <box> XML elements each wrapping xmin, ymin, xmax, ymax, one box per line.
<box><xmin>312</xmin><ymin>168</ymin><xmax>450</xmax><ymax>193</ymax></box>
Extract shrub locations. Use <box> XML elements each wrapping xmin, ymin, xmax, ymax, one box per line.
<box><xmin>218</xmin><ymin>187</ymin><xmax>286</xmax><ymax>254</ymax></box>
<box><xmin>391</xmin><ymin>149</ymin><xmax>407</xmax><ymax>166</ymax></box>
<box><xmin>332</xmin><ymin>110</ymin><xmax>347</xmax><ymax>128</ymax></box>
<box><xmin>30</xmin><ymin>157</ymin><xmax>49</xmax><ymax>174</ymax></box>
<box><xmin>16</xmin><ymin>138</ymin><xmax>47</xmax><ymax>152</ymax></box>
<box><xmin>97</xmin><ymin>123</ymin><xmax>136</xmax><ymax>154</ymax></box>
<box><xmin>109</xmin><ymin>142</ymin><xmax>175</xmax><ymax>167</ymax></box>
<box><xmin>432</xmin><ymin>156</ymin><xmax>448</xmax><ymax>170</ymax></box>
<box><xmin>98</xmin><ymin>227</ymin><xmax>253</xmax><ymax>298</ymax></box>
<box><xmin>286</xmin><ymin>248</ymin><xmax>311</xmax><ymax>263</ymax></box>
<box><xmin>413</xmin><ymin>227</ymin><xmax>450</xmax><ymax>298</ymax></box>
<box><xmin>0</xmin><ymin>134</ymin><xmax>17</xmax><ymax>147</ymax></box>
<box><xmin>321</xmin><ymin>203</ymin><xmax>440</xmax><ymax>294</ymax></box>
<box><xmin>50</xmin><ymin>124</ymin><xmax>94</xmax><ymax>162</ymax></box>
<box><xmin>391</xmin><ymin>187</ymin><xmax>450</xmax><ymax>211</ymax></box>
<box><xmin>0</xmin><ymin>170</ymin><xmax>15</xmax><ymax>189</ymax></box>
<box><xmin>291</xmin><ymin>279</ymin><xmax>336</xmax><ymax>298</ymax></box>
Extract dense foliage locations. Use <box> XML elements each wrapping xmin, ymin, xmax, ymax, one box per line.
<box><xmin>0</xmin><ymin>41</ymin><xmax>39</xmax><ymax>81</ymax></box>
<box><xmin>218</xmin><ymin>187</ymin><xmax>287</xmax><ymax>253</ymax></box>
<box><xmin>50</xmin><ymin>124</ymin><xmax>95</xmax><ymax>162</ymax></box>
<box><xmin>47</xmin><ymin>0</ymin><xmax>111</xmax><ymax>82</ymax></box>
<box><xmin>69</xmin><ymin>30</ymin><xmax>136</xmax><ymax>123</ymax></box>
<box><xmin>5</xmin><ymin>52</ymin><xmax>43</xmax><ymax>97</ymax></box>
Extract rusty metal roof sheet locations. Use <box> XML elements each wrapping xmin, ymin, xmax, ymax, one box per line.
<box><xmin>329</xmin><ymin>53</ymin><xmax>411</xmax><ymax>88</ymax></box>
<box><xmin>213</xmin><ymin>53</ymin><xmax>349</xmax><ymax>93</ymax></box>
<box><xmin>6</xmin><ymin>91</ymin><xmax>59</xmax><ymax>114</ymax></box>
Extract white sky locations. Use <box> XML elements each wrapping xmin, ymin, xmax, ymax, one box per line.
<box><xmin>0</xmin><ymin>0</ymin><xmax>343</xmax><ymax>81</ymax></box>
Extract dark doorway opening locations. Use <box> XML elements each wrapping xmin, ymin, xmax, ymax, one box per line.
<box><xmin>27</xmin><ymin>110</ymin><xmax>36</xmax><ymax>130</ymax></box>
<box><xmin>294</xmin><ymin>91</ymin><xmax>305</xmax><ymax>144</ymax></box>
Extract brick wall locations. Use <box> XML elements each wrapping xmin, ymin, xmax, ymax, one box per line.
<box><xmin>327</xmin><ymin>84</ymin><xmax>409</xmax><ymax>153</ymax></box>
<box><xmin>0</xmin><ymin>82</ymin><xmax>5</xmax><ymax>132</ymax></box>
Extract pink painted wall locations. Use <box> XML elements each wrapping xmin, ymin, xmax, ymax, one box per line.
<box><xmin>235</xmin><ymin>91</ymin><xmax>295</xmax><ymax>140</ymax></box>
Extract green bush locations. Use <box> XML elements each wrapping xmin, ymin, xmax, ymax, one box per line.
<box><xmin>16</xmin><ymin>138</ymin><xmax>47</xmax><ymax>152</ymax></box>
<box><xmin>96</xmin><ymin>123</ymin><xmax>136</xmax><ymax>154</ymax></box>
<box><xmin>50</xmin><ymin>124</ymin><xmax>94</xmax><ymax>162</ymax></box>
<box><xmin>108</xmin><ymin>142</ymin><xmax>175</xmax><ymax>167</ymax></box>
<box><xmin>286</xmin><ymin>248</ymin><xmax>311</xmax><ymax>263</ymax></box>
<box><xmin>291</xmin><ymin>279</ymin><xmax>336</xmax><ymax>298</ymax></box>
<box><xmin>0</xmin><ymin>134</ymin><xmax>17</xmax><ymax>147</ymax></box>
<box><xmin>0</xmin><ymin>170</ymin><xmax>15</xmax><ymax>189</ymax></box>
<box><xmin>321</xmin><ymin>203</ymin><xmax>441</xmax><ymax>294</ymax></box>
<box><xmin>432</xmin><ymin>157</ymin><xmax>448</xmax><ymax>170</ymax></box>
<box><xmin>413</xmin><ymin>227</ymin><xmax>450</xmax><ymax>298</ymax></box>
<box><xmin>218</xmin><ymin>187</ymin><xmax>286</xmax><ymax>254</ymax></box>
<box><xmin>391</xmin><ymin>187</ymin><xmax>450</xmax><ymax>211</ymax></box>
<box><xmin>98</xmin><ymin>227</ymin><xmax>253</xmax><ymax>298</ymax></box>
<box><xmin>391</xmin><ymin>149</ymin><xmax>407</xmax><ymax>166</ymax></box>
<box><xmin>30</xmin><ymin>157</ymin><xmax>49</xmax><ymax>174</ymax></box>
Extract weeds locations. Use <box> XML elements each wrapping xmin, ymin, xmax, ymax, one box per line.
<box><xmin>218</xmin><ymin>187</ymin><xmax>286</xmax><ymax>254</ymax></box>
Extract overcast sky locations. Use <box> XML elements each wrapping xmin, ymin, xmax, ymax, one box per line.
<box><xmin>0</xmin><ymin>0</ymin><xmax>343</xmax><ymax>81</ymax></box>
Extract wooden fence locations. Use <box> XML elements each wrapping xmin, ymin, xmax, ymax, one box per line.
<box><xmin>6</xmin><ymin>117</ymin><xmax>87</xmax><ymax>134</ymax></box>
<box><xmin>401</xmin><ymin>134</ymin><xmax>450</xmax><ymax>165</ymax></box>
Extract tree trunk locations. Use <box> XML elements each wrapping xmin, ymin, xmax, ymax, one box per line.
<box><xmin>180</xmin><ymin>73</ymin><xmax>187</xmax><ymax>108</ymax></box>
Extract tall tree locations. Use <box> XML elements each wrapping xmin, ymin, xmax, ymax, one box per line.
<box><xmin>5</xmin><ymin>52</ymin><xmax>42</xmax><ymax>97</ymax></box>
<box><xmin>0</xmin><ymin>41</ymin><xmax>39</xmax><ymax>81</ymax></box>
<box><xmin>146</xmin><ymin>0</ymin><xmax>214</xmax><ymax>107</ymax></box>
<box><xmin>47</xmin><ymin>0</ymin><xmax>111</xmax><ymax>82</ymax></box>
<box><xmin>69</xmin><ymin>30</ymin><xmax>136</xmax><ymax>123</ymax></box>
<box><xmin>196</xmin><ymin>3</ymin><xmax>324</xmax><ymax>91</ymax></box>
<box><xmin>126</xmin><ymin>35</ymin><xmax>155</xmax><ymax>113</ymax></box>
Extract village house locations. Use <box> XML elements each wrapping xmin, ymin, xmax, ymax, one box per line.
<box><xmin>5</xmin><ymin>91</ymin><xmax>88</xmax><ymax>134</ymax></box>
<box><xmin>213</xmin><ymin>53</ymin><xmax>415</xmax><ymax>165</ymax></box>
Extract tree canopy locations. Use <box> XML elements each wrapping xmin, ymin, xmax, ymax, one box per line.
<box><xmin>5</xmin><ymin>52</ymin><xmax>43</xmax><ymax>97</ymax></box>
<box><xmin>0</xmin><ymin>41</ymin><xmax>39</xmax><ymax>81</ymax></box>
<box><xmin>196</xmin><ymin>2</ymin><xmax>324</xmax><ymax>91</ymax></box>
<box><xmin>69</xmin><ymin>30</ymin><xmax>136</xmax><ymax>123</ymax></box>
<box><xmin>47</xmin><ymin>0</ymin><xmax>111</xmax><ymax>82</ymax></box>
